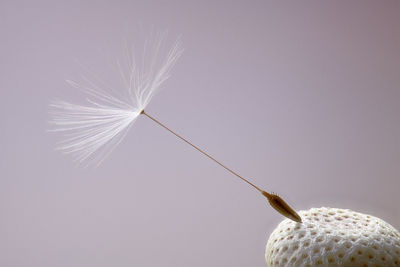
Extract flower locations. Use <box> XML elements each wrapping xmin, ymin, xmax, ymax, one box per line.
<box><xmin>49</xmin><ymin>33</ymin><xmax>183</xmax><ymax>166</ymax></box>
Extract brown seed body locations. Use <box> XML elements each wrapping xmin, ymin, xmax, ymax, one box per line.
<box><xmin>262</xmin><ymin>191</ymin><xmax>302</xmax><ymax>223</ymax></box>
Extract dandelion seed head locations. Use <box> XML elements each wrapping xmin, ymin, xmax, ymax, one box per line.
<box><xmin>49</xmin><ymin>33</ymin><xmax>183</xmax><ymax>166</ymax></box>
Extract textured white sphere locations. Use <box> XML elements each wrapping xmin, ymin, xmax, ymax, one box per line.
<box><xmin>265</xmin><ymin>207</ymin><xmax>400</xmax><ymax>267</ymax></box>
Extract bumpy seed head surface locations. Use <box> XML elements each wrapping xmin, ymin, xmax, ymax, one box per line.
<box><xmin>265</xmin><ymin>207</ymin><xmax>400</xmax><ymax>267</ymax></box>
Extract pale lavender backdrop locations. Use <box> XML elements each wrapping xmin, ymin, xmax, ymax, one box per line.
<box><xmin>0</xmin><ymin>1</ymin><xmax>399</xmax><ymax>266</ymax></box>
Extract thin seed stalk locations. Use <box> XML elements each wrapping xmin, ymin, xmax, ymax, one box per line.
<box><xmin>141</xmin><ymin>110</ymin><xmax>302</xmax><ymax>223</ymax></box>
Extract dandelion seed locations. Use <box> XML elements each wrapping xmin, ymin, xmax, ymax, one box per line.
<box><xmin>49</xmin><ymin>32</ymin><xmax>301</xmax><ymax>222</ymax></box>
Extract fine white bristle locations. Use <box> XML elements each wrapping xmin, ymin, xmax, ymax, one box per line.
<box><xmin>49</xmin><ymin>33</ymin><xmax>183</xmax><ymax>166</ymax></box>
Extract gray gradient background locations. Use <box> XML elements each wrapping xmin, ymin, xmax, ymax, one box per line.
<box><xmin>1</xmin><ymin>1</ymin><xmax>399</xmax><ymax>266</ymax></box>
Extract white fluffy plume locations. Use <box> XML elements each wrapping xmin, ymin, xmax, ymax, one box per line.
<box><xmin>49</xmin><ymin>34</ymin><xmax>183</xmax><ymax>166</ymax></box>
